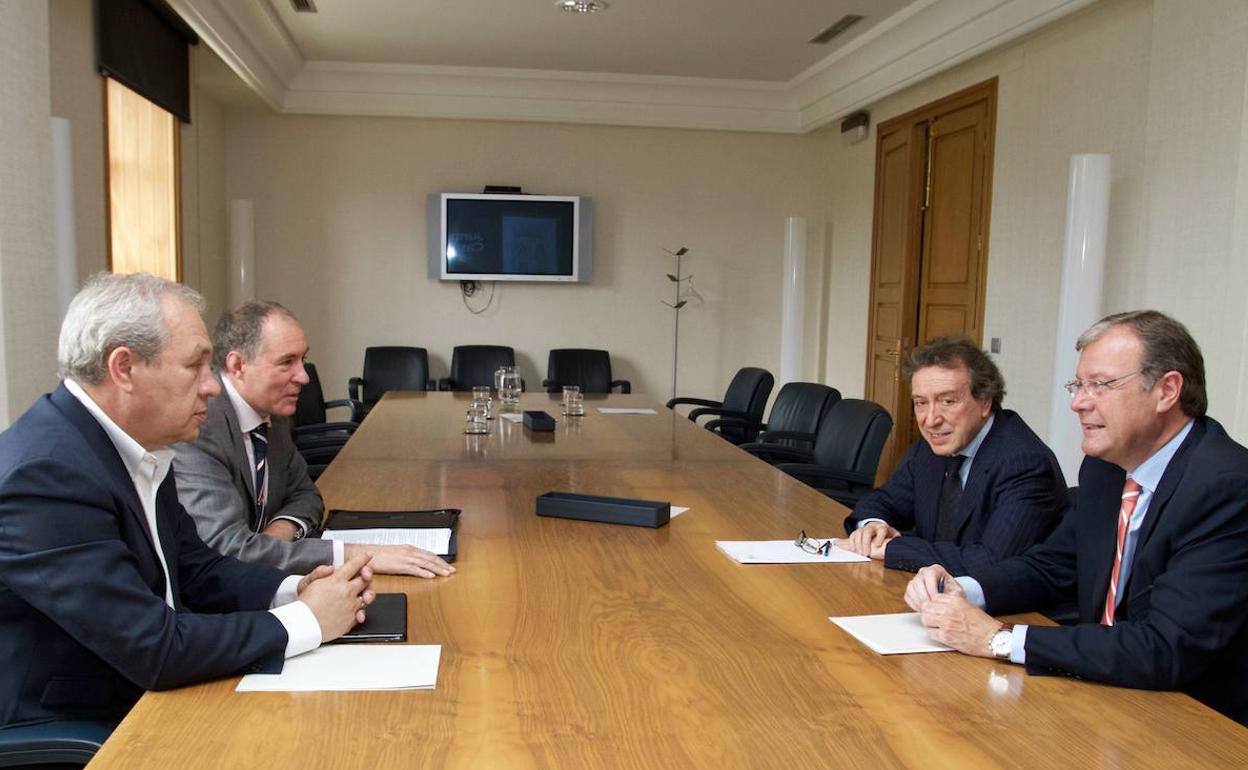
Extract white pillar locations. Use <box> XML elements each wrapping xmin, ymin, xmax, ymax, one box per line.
<box><xmin>1048</xmin><ymin>154</ymin><xmax>1110</xmax><ymax>483</ymax></box>
<box><xmin>228</xmin><ymin>199</ymin><xmax>255</xmax><ymax>306</ymax></box>
<box><xmin>51</xmin><ymin>117</ymin><xmax>78</xmax><ymax>320</ymax></box>
<box><xmin>780</xmin><ymin>216</ymin><xmax>807</xmax><ymax>385</ymax></box>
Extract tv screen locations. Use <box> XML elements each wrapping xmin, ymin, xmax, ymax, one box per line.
<box><xmin>428</xmin><ymin>193</ymin><xmax>592</xmax><ymax>283</ymax></box>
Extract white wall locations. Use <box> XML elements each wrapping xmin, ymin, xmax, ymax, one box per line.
<box><xmin>223</xmin><ymin>112</ymin><xmax>828</xmax><ymax>401</ymax></box>
<box><xmin>822</xmin><ymin>0</ymin><xmax>1248</xmax><ymax>449</ymax></box>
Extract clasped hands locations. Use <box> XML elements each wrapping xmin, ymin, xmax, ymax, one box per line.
<box><xmin>839</xmin><ymin>521</ymin><xmax>901</xmax><ymax>560</ymax></box>
<box><xmin>297</xmin><ymin>553</ymin><xmax>376</xmax><ymax>642</ymax></box>
<box><xmin>905</xmin><ymin>565</ymin><xmax>1001</xmax><ymax>658</ymax></box>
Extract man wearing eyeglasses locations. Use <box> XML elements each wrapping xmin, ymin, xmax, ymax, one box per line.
<box><xmin>906</xmin><ymin>310</ymin><xmax>1248</xmax><ymax>725</ymax></box>
<box><xmin>841</xmin><ymin>336</ymin><xmax>1067</xmax><ymax>574</ymax></box>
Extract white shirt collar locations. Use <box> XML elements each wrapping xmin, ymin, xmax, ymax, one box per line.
<box><xmin>221</xmin><ymin>374</ymin><xmax>269</xmax><ymax>434</ymax></box>
<box><xmin>63</xmin><ymin>378</ymin><xmax>175</xmax><ymax>482</ymax></box>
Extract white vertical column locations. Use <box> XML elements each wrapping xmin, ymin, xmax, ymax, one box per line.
<box><xmin>51</xmin><ymin>117</ymin><xmax>78</xmax><ymax>320</ymax></box>
<box><xmin>780</xmin><ymin>216</ymin><xmax>807</xmax><ymax>385</ymax></box>
<box><xmin>228</xmin><ymin>199</ymin><xmax>255</xmax><ymax>306</ymax></box>
<box><xmin>1048</xmin><ymin>154</ymin><xmax>1110</xmax><ymax>483</ymax></box>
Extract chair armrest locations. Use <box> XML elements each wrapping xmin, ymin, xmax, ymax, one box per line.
<box><xmin>665</xmin><ymin>396</ymin><xmax>722</xmax><ymax>410</ymax></box>
<box><xmin>776</xmin><ymin>464</ymin><xmax>876</xmax><ymax>491</ymax></box>
<box><xmin>688</xmin><ymin>407</ymin><xmax>750</xmax><ymax>424</ymax></box>
<box><xmin>755</xmin><ymin>429</ymin><xmax>817</xmax><ymax>447</ymax></box>
<box><xmin>293</xmin><ymin>422</ymin><xmax>357</xmax><ymax>439</ymax></box>
<box><xmin>0</xmin><ymin>719</ymin><xmax>112</xmax><ymax>765</ymax></box>
<box><xmin>323</xmin><ymin>398</ymin><xmax>362</xmax><ymax>421</ymax></box>
<box><xmin>611</xmin><ymin>379</ymin><xmax>632</xmax><ymax>394</ymax></box>
<box><xmin>437</xmin><ymin>377</ymin><xmax>455</xmax><ymax>392</ymax></box>
<box><xmin>739</xmin><ymin>443</ymin><xmax>815</xmax><ymax>464</ymax></box>
<box><xmin>347</xmin><ymin>376</ymin><xmax>364</xmax><ymax>402</ymax></box>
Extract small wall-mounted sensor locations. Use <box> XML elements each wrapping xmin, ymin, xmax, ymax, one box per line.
<box><xmin>990</xmin><ymin>337</ymin><xmax>1002</xmax><ymax>354</ymax></box>
<box><xmin>840</xmin><ymin>111</ymin><xmax>870</xmax><ymax>144</ymax></box>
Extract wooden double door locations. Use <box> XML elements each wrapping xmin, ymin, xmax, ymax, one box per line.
<box><xmin>865</xmin><ymin>79</ymin><xmax>997</xmax><ymax>479</ymax></box>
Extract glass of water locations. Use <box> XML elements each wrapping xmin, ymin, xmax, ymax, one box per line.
<box><xmin>464</xmin><ymin>401</ymin><xmax>490</xmax><ymax>434</ymax></box>
<box><xmin>562</xmin><ymin>385</ymin><xmax>584</xmax><ymax>417</ymax></box>
<box><xmin>472</xmin><ymin>386</ymin><xmax>494</xmax><ymax>418</ymax></box>
<box><xmin>499</xmin><ymin>367</ymin><xmax>522</xmax><ymax>407</ymax></box>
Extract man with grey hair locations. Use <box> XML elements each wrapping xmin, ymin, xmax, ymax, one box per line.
<box><xmin>906</xmin><ymin>310</ymin><xmax>1248</xmax><ymax>725</ymax></box>
<box><xmin>842</xmin><ymin>335</ymin><xmax>1067</xmax><ymax>574</ymax></box>
<box><xmin>0</xmin><ymin>273</ymin><xmax>375</xmax><ymax>731</ymax></box>
<box><xmin>174</xmin><ymin>300</ymin><xmax>454</xmax><ymax>577</ymax></box>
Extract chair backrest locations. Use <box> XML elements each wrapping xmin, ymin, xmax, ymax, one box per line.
<box><xmin>294</xmin><ymin>362</ymin><xmax>328</xmax><ymax>427</ymax></box>
<box><xmin>721</xmin><ymin>367</ymin><xmax>774</xmax><ymax>423</ymax></box>
<box><xmin>764</xmin><ymin>382</ymin><xmax>841</xmax><ymax>440</ymax></box>
<box><xmin>362</xmin><ymin>346</ymin><xmax>430</xmax><ymax>405</ymax></box>
<box><xmin>447</xmin><ymin>345</ymin><xmax>516</xmax><ymax>390</ymax></box>
<box><xmin>811</xmin><ymin>398</ymin><xmax>893</xmax><ymax>477</ymax></box>
<box><xmin>545</xmin><ymin>348</ymin><xmax>614</xmax><ymax>393</ymax></box>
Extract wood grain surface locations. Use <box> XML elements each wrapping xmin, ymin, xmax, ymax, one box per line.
<box><xmin>89</xmin><ymin>393</ymin><xmax>1248</xmax><ymax>769</ymax></box>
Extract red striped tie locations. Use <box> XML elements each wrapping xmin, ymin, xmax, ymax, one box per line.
<box><xmin>1101</xmin><ymin>478</ymin><xmax>1142</xmax><ymax>626</ymax></box>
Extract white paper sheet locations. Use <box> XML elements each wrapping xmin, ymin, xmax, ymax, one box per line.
<box><xmin>500</xmin><ymin>413</ymin><xmax>524</xmax><ymax>423</ymax></box>
<box><xmin>715</xmin><ymin>539</ymin><xmax>870</xmax><ymax>564</ymax></box>
<box><xmin>830</xmin><ymin>613</ymin><xmax>954</xmax><ymax>655</ymax></box>
<box><xmin>322</xmin><ymin>528</ymin><xmax>452</xmax><ymax>554</ymax></box>
<box><xmin>597</xmin><ymin>407</ymin><xmax>658</xmax><ymax>415</ymax></box>
<box><xmin>669</xmin><ymin>506</ymin><xmax>690</xmax><ymax>518</ymax></box>
<box><xmin>236</xmin><ymin>645</ymin><xmax>442</xmax><ymax>692</ymax></box>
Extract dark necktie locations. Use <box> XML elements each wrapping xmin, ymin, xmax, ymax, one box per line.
<box><xmin>250</xmin><ymin>423</ymin><xmax>269</xmax><ymax>529</ymax></box>
<box><xmin>935</xmin><ymin>455</ymin><xmax>966</xmax><ymax>541</ymax></box>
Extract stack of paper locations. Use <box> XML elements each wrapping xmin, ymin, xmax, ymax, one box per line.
<box><xmin>715</xmin><ymin>539</ymin><xmax>870</xmax><ymax>564</ymax></box>
<box><xmin>322</xmin><ymin>527</ymin><xmax>452</xmax><ymax>553</ymax></box>
<box><xmin>237</xmin><ymin>644</ymin><xmax>442</xmax><ymax>692</ymax></box>
<box><xmin>830</xmin><ymin>613</ymin><xmax>953</xmax><ymax>655</ymax></box>
<box><xmin>597</xmin><ymin>407</ymin><xmax>658</xmax><ymax>415</ymax></box>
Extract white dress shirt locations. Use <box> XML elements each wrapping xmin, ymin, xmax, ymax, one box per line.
<box><xmin>64</xmin><ymin>379</ymin><xmax>321</xmax><ymax>657</ymax></box>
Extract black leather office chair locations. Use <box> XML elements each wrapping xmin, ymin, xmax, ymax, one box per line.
<box><xmin>665</xmin><ymin>367</ymin><xmax>774</xmax><ymax>444</ymax></box>
<box><xmin>348</xmin><ymin>346</ymin><xmax>433</xmax><ymax>420</ymax></box>
<box><xmin>767</xmin><ymin>398</ymin><xmax>893</xmax><ymax>508</ymax></box>
<box><xmin>0</xmin><ymin>720</ymin><xmax>112</xmax><ymax>768</ymax></box>
<box><xmin>438</xmin><ymin>345</ymin><xmax>517</xmax><ymax>392</ymax></box>
<box><xmin>731</xmin><ymin>382</ymin><xmax>841</xmax><ymax>451</ymax></box>
<box><xmin>292</xmin><ymin>363</ymin><xmax>358</xmax><ymax>480</ymax></box>
<box><xmin>542</xmin><ymin>348</ymin><xmax>631</xmax><ymax>394</ymax></box>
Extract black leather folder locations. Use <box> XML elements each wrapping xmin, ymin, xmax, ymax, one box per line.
<box><xmin>329</xmin><ymin>592</ymin><xmax>407</xmax><ymax>643</ymax></box>
<box><xmin>323</xmin><ymin>508</ymin><xmax>460</xmax><ymax>562</ymax></box>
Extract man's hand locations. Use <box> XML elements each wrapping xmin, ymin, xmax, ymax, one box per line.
<box><xmin>904</xmin><ymin>564</ymin><xmax>963</xmax><ymax>610</ymax></box>
<box><xmin>260</xmin><ymin>519</ymin><xmax>301</xmax><ymax>541</ymax></box>
<box><xmin>298</xmin><ymin>553</ymin><xmax>375</xmax><ymax>642</ymax></box>
<box><xmin>843</xmin><ymin>521</ymin><xmax>901</xmax><ymax>560</ymax></box>
<box><xmin>345</xmin><ymin>543</ymin><xmax>455</xmax><ymax>579</ymax></box>
<box><xmin>918</xmin><ymin>594</ymin><xmax>1000</xmax><ymax>658</ymax></box>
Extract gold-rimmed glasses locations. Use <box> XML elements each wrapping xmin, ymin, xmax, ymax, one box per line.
<box><xmin>1062</xmin><ymin>370</ymin><xmax>1145</xmax><ymax>399</ymax></box>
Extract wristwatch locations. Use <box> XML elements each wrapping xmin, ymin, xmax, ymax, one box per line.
<box><xmin>989</xmin><ymin>623</ymin><xmax>1015</xmax><ymax>659</ymax></box>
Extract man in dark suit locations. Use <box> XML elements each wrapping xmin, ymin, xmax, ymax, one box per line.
<box><xmin>173</xmin><ymin>301</ymin><xmax>454</xmax><ymax>577</ymax></box>
<box><xmin>906</xmin><ymin>310</ymin><xmax>1248</xmax><ymax>725</ymax></box>
<box><xmin>841</xmin><ymin>336</ymin><xmax>1067</xmax><ymax>574</ymax></box>
<box><xmin>0</xmin><ymin>274</ymin><xmax>374</xmax><ymax>730</ymax></box>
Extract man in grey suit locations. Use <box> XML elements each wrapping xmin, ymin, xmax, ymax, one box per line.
<box><xmin>173</xmin><ymin>301</ymin><xmax>454</xmax><ymax>578</ymax></box>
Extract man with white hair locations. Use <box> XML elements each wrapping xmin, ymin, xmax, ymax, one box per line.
<box><xmin>0</xmin><ymin>273</ymin><xmax>374</xmax><ymax>731</ymax></box>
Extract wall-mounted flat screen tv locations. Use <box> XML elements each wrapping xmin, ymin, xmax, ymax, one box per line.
<box><xmin>427</xmin><ymin>193</ymin><xmax>592</xmax><ymax>282</ymax></box>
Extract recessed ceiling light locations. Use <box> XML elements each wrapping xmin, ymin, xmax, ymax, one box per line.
<box><xmin>556</xmin><ymin>0</ymin><xmax>608</xmax><ymax>13</ymax></box>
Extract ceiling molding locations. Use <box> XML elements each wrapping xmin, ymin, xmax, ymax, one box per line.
<box><xmin>179</xmin><ymin>0</ymin><xmax>1098</xmax><ymax>134</ymax></box>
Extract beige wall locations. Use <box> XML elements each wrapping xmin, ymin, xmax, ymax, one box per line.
<box><xmin>822</xmin><ymin>0</ymin><xmax>1248</xmax><ymax>450</ymax></box>
<box><xmin>223</xmin><ymin>113</ymin><xmax>829</xmax><ymax>401</ymax></box>
<box><xmin>182</xmin><ymin>46</ymin><xmax>229</xmax><ymax>320</ymax></box>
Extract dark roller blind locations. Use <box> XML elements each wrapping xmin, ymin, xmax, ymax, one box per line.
<box><xmin>96</xmin><ymin>0</ymin><xmax>198</xmax><ymax>123</ymax></box>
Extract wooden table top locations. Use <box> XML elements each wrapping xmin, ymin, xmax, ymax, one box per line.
<box><xmin>90</xmin><ymin>392</ymin><xmax>1248</xmax><ymax>769</ymax></box>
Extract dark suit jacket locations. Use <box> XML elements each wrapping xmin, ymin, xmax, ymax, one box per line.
<box><xmin>0</xmin><ymin>385</ymin><xmax>289</xmax><ymax>728</ymax></box>
<box><xmin>972</xmin><ymin>417</ymin><xmax>1248</xmax><ymax>725</ymax></box>
<box><xmin>847</xmin><ymin>409</ymin><xmax>1067</xmax><ymax>574</ymax></box>
<box><xmin>173</xmin><ymin>380</ymin><xmax>330</xmax><ymax>573</ymax></box>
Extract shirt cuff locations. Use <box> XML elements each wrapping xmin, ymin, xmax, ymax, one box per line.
<box><xmin>857</xmin><ymin>518</ymin><xmax>887</xmax><ymax>529</ymax></box>
<box><xmin>956</xmin><ymin>576</ymin><xmax>987</xmax><ymax>609</ymax></box>
<box><xmin>271</xmin><ymin>574</ymin><xmax>301</xmax><ymax>607</ymax></box>
<box><xmin>1010</xmin><ymin>625</ymin><xmax>1029</xmax><ymax>664</ymax></box>
<box><xmin>269</xmin><ymin>600</ymin><xmax>322</xmax><ymax>658</ymax></box>
<box><xmin>332</xmin><ymin>539</ymin><xmax>344</xmax><ymax>566</ymax></box>
<box><xmin>271</xmin><ymin>515</ymin><xmax>307</xmax><ymax>539</ymax></box>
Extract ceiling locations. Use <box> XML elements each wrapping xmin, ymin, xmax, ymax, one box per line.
<box><xmin>175</xmin><ymin>0</ymin><xmax>1099</xmax><ymax>133</ymax></box>
<box><xmin>264</xmin><ymin>0</ymin><xmax>909</xmax><ymax>82</ymax></box>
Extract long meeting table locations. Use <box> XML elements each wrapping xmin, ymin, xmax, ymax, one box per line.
<box><xmin>89</xmin><ymin>392</ymin><xmax>1248</xmax><ymax>768</ymax></box>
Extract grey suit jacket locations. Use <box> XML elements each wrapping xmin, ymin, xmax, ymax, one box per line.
<box><xmin>173</xmin><ymin>378</ymin><xmax>332</xmax><ymax>572</ymax></box>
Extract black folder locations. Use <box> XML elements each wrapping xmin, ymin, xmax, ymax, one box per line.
<box><xmin>329</xmin><ymin>592</ymin><xmax>407</xmax><ymax>644</ymax></box>
<box><xmin>323</xmin><ymin>508</ymin><xmax>460</xmax><ymax>562</ymax></box>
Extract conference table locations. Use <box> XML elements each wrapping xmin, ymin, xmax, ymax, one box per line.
<box><xmin>90</xmin><ymin>392</ymin><xmax>1248</xmax><ymax>768</ymax></box>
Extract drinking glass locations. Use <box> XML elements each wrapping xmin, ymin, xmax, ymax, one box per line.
<box><xmin>464</xmin><ymin>402</ymin><xmax>490</xmax><ymax>434</ymax></box>
<box><xmin>472</xmin><ymin>386</ymin><xmax>494</xmax><ymax>418</ymax></box>
<box><xmin>561</xmin><ymin>385</ymin><xmax>584</xmax><ymax>416</ymax></box>
<box><xmin>499</xmin><ymin>367</ymin><xmax>522</xmax><ymax>407</ymax></box>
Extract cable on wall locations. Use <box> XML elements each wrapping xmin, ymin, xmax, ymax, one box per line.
<box><xmin>460</xmin><ymin>280</ymin><xmax>496</xmax><ymax>315</ymax></box>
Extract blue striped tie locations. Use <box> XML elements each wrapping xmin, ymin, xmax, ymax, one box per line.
<box><xmin>250</xmin><ymin>423</ymin><xmax>269</xmax><ymax>529</ymax></box>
